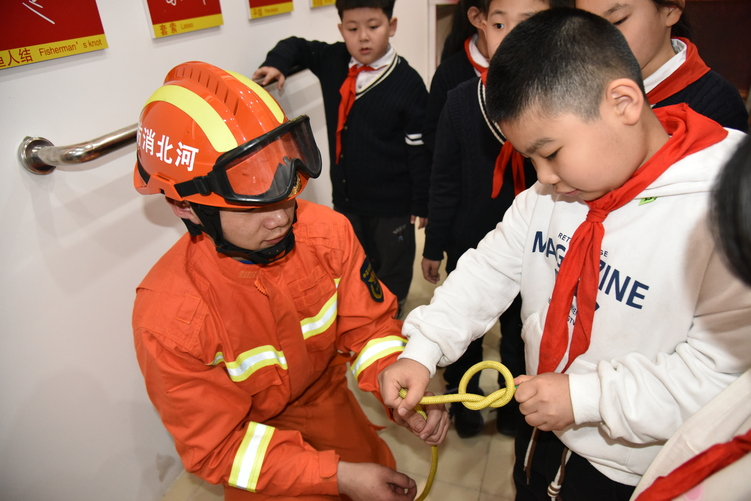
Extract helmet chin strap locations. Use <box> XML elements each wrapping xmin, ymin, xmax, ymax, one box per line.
<box><xmin>182</xmin><ymin>202</ymin><xmax>297</xmax><ymax>265</ymax></box>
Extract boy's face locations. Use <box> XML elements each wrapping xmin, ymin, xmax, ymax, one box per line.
<box><xmin>576</xmin><ymin>0</ymin><xmax>680</xmax><ymax>78</ymax></box>
<box><xmin>482</xmin><ymin>0</ymin><xmax>549</xmax><ymax>58</ymax></box>
<box><xmin>218</xmin><ymin>199</ymin><xmax>296</xmax><ymax>251</ymax></box>
<box><xmin>338</xmin><ymin>8</ymin><xmax>397</xmax><ymax>66</ymax></box>
<box><xmin>501</xmin><ymin>104</ymin><xmax>641</xmax><ymax>201</ymax></box>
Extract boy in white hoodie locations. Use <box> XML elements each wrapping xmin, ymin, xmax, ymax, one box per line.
<box><xmin>378</xmin><ymin>8</ymin><xmax>751</xmax><ymax>500</ymax></box>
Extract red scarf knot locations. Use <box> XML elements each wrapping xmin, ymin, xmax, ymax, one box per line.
<box><xmin>336</xmin><ymin>64</ymin><xmax>375</xmax><ymax>162</ymax></box>
<box><xmin>585</xmin><ymin>207</ymin><xmax>609</xmax><ymax>223</ymax></box>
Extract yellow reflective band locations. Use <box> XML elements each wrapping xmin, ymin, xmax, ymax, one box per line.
<box><xmin>299</xmin><ymin>278</ymin><xmax>340</xmax><ymax>340</ymax></box>
<box><xmin>208</xmin><ymin>352</ymin><xmax>225</xmax><ymax>366</ymax></box>
<box><xmin>144</xmin><ymin>85</ymin><xmax>238</xmax><ymax>152</ymax></box>
<box><xmin>208</xmin><ymin>346</ymin><xmax>288</xmax><ymax>382</ymax></box>
<box><xmin>300</xmin><ymin>293</ymin><xmax>337</xmax><ymax>340</ymax></box>
<box><xmin>229</xmin><ymin>422</ymin><xmax>274</xmax><ymax>492</ymax></box>
<box><xmin>225</xmin><ymin>70</ymin><xmax>285</xmax><ymax>124</ymax></box>
<box><xmin>351</xmin><ymin>336</ymin><xmax>406</xmax><ymax>379</ymax></box>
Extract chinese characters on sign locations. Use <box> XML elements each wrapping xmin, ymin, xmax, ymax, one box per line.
<box><xmin>310</xmin><ymin>0</ymin><xmax>336</xmax><ymax>7</ymax></box>
<box><xmin>249</xmin><ymin>0</ymin><xmax>294</xmax><ymax>20</ymax></box>
<box><xmin>144</xmin><ymin>0</ymin><xmax>223</xmax><ymax>39</ymax></box>
<box><xmin>0</xmin><ymin>0</ymin><xmax>108</xmax><ymax>69</ymax></box>
<box><xmin>138</xmin><ymin>125</ymin><xmax>200</xmax><ymax>172</ymax></box>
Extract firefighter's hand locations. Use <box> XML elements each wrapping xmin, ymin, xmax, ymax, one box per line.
<box><xmin>421</xmin><ymin>258</ymin><xmax>441</xmax><ymax>284</ymax></box>
<box><xmin>338</xmin><ymin>462</ymin><xmax>417</xmax><ymax>501</ymax></box>
<box><xmin>393</xmin><ymin>391</ymin><xmax>449</xmax><ymax>446</ymax></box>
<box><xmin>514</xmin><ymin>373</ymin><xmax>574</xmax><ymax>431</ymax></box>
<box><xmin>252</xmin><ymin>66</ymin><xmax>285</xmax><ymax>90</ymax></box>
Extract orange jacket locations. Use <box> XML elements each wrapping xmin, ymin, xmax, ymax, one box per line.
<box><xmin>133</xmin><ymin>200</ymin><xmax>406</xmax><ymax>497</ymax></box>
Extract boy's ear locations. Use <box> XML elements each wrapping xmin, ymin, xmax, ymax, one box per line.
<box><xmin>167</xmin><ymin>198</ymin><xmax>201</xmax><ymax>225</ymax></box>
<box><xmin>606</xmin><ymin>78</ymin><xmax>645</xmax><ymax>126</ymax></box>
<box><xmin>337</xmin><ymin>23</ymin><xmax>344</xmax><ymax>38</ymax></box>
<box><xmin>467</xmin><ymin>6</ymin><xmax>485</xmax><ymax>30</ymax></box>
<box><xmin>389</xmin><ymin>16</ymin><xmax>398</xmax><ymax>36</ymax></box>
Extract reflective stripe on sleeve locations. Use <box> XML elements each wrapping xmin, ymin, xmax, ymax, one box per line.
<box><xmin>351</xmin><ymin>335</ymin><xmax>406</xmax><ymax>379</ymax></box>
<box><xmin>299</xmin><ymin>278</ymin><xmax>340</xmax><ymax>340</ymax></box>
<box><xmin>208</xmin><ymin>346</ymin><xmax>288</xmax><ymax>382</ymax></box>
<box><xmin>229</xmin><ymin>422</ymin><xmax>274</xmax><ymax>492</ymax></box>
<box><xmin>405</xmin><ymin>132</ymin><xmax>424</xmax><ymax>146</ymax></box>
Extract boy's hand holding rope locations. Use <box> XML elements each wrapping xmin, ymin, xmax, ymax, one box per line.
<box><xmin>379</xmin><ymin>359</ymin><xmax>516</xmax><ymax>500</ymax></box>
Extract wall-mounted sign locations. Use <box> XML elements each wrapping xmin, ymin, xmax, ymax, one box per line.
<box><xmin>0</xmin><ymin>0</ymin><xmax>107</xmax><ymax>70</ymax></box>
<box><xmin>311</xmin><ymin>0</ymin><xmax>336</xmax><ymax>7</ymax></box>
<box><xmin>144</xmin><ymin>0</ymin><xmax>223</xmax><ymax>39</ymax></box>
<box><xmin>249</xmin><ymin>0</ymin><xmax>294</xmax><ymax>19</ymax></box>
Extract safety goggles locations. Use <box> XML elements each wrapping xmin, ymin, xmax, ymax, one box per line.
<box><xmin>174</xmin><ymin>115</ymin><xmax>322</xmax><ymax>205</ymax></box>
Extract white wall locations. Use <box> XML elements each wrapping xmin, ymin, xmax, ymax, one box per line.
<box><xmin>0</xmin><ymin>1</ymin><xmax>427</xmax><ymax>500</ymax></box>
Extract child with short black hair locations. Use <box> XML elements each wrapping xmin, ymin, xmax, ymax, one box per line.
<box><xmin>380</xmin><ymin>8</ymin><xmax>751</xmax><ymax>500</ymax></box>
<box><xmin>254</xmin><ymin>0</ymin><xmax>429</xmax><ymax>317</ymax></box>
<box><xmin>578</xmin><ymin>0</ymin><xmax>748</xmax><ymax>132</ymax></box>
<box><xmin>423</xmin><ymin>0</ymin><xmax>573</xmax><ymax>440</ymax></box>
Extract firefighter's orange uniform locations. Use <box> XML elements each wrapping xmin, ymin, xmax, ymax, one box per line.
<box><xmin>133</xmin><ymin>200</ymin><xmax>407</xmax><ymax>499</ymax></box>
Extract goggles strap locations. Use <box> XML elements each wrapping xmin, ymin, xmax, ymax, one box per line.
<box><xmin>188</xmin><ymin>202</ymin><xmax>297</xmax><ymax>265</ymax></box>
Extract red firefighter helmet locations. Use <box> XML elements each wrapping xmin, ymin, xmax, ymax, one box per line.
<box><xmin>134</xmin><ymin>61</ymin><xmax>321</xmax><ymax>208</ymax></box>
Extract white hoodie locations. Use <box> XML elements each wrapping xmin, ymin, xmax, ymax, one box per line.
<box><xmin>401</xmin><ymin>128</ymin><xmax>751</xmax><ymax>485</ymax></box>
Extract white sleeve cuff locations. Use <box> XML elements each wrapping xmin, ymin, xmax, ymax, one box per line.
<box><xmin>398</xmin><ymin>327</ymin><xmax>444</xmax><ymax>378</ymax></box>
<box><xmin>569</xmin><ymin>372</ymin><xmax>602</xmax><ymax>424</ymax></box>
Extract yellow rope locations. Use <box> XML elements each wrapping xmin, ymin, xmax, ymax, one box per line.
<box><xmin>398</xmin><ymin>360</ymin><xmax>516</xmax><ymax>501</ymax></box>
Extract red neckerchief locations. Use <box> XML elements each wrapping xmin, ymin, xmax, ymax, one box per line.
<box><xmin>636</xmin><ymin>428</ymin><xmax>751</xmax><ymax>501</ymax></box>
<box><xmin>647</xmin><ymin>38</ymin><xmax>710</xmax><ymax>105</ymax></box>
<box><xmin>464</xmin><ymin>37</ymin><xmax>488</xmax><ymax>83</ymax></box>
<box><xmin>537</xmin><ymin>104</ymin><xmax>728</xmax><ymax>374</ymax></box>
<box><xmin>336</xmin><ymin>64</ymin><xmax>374</xmax><ymax>162</ymax></box>
<box><xmin>492</xmin><ymin>139</ymin><xmax>527</xmax><ymax>198</ymax></box>
<box><xmin>473</xmin><ymin>34</ymin><xmax>525</xmax><ymax>199</ymax></box>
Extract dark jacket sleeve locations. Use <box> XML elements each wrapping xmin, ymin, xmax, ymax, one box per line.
<box><xmin>423</xmin><ymin>92</ymin><xmax>463</xmax><ymax>260</ymax></box>
<box><xmin>404</xmin><ymin>70</ymin><xmax>431</xmax><ymax>218</ymax></box>
<box><xmin>260</xmin><ymin>37</ymin><xmax>332</xmax><ymax>77</ymax></box>
<box><xmin>423</xmin><ymin>67</ymin><xmax>451</xmax><ymax>155</ymax></box>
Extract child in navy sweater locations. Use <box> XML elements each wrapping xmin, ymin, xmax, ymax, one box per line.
<box><xmin>254</xmin><ymin>0</ymin><xmax>430</xmax><ymax>316</ymax></box>
<box><xmin>423</xmin><ymin>0</ymin><xmax>490</xmax><ymax>155</ymax></box>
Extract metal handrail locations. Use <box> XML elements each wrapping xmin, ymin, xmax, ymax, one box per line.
<box><xmin>19</xmin><ymin>125</ymin><xmax>138</xmax><ymax>175</ymax></box>
<box><xmin>18</xmin><ymin>67</ymin><xmax>303</xmax><ymax>175</ymax></box>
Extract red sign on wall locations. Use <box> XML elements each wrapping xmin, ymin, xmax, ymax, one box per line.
<box><xmin>144</xmin><ymin>0</ymin><xmax>223</xmax><ymax>38</ymax></box>
<box><xmin>249</xmin><ymin>0</ymin><xmax>294</xmax><ymax>20</ymax></box>
<box><xmin>0</xmin><ymin>0</ymin><xmax>108</xmax><ymax>70</ymax></box>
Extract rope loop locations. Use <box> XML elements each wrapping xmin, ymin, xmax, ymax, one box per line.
<box><xmin>397</xmin><ymin>360</ymin><xmax>516</xmax><ymax>500</ymax></box>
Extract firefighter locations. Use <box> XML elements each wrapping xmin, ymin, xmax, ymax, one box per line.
<box><xmin>132</xmin><ymin>61</ymin><xmax>448</xmax><ymax>501</ymax></box>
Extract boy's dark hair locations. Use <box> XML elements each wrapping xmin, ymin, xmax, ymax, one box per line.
<box><xmin>712</xmin><ymin>136</ymin><xmax>751</xmax><ymax>287</ymax></box>
<box><xmin>336</xmin><ymin>0</ymin><xmax>395</xmax><ymax>19</ymax></box>
<box><xmin>486</xmin><ymin>7</ymin><xmax>644</xmax><ymax>124</ymax></box>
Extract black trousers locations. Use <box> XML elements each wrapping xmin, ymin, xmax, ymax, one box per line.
<box><xmin>334</xmin><ymin>207</ymin><xmax>415</xmax><ymax>302</ymax></box>
<box><xmin>513</xmin><ymin>420</ymin><xmax>636</xmax><ymax>501</ymax></box>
